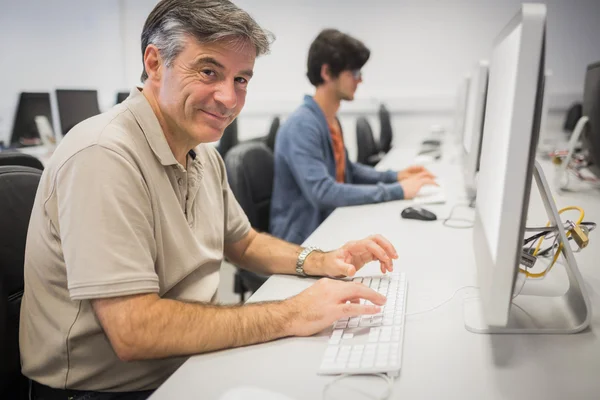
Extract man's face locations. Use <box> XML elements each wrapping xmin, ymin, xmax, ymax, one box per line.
<box><xmin>333</xmin><ymin>69</ymin><xmax>362</xmax><ymax>101</ymax></box>
<box><xmin>156</xmin><ymin>36</ymin><xmax>255</xmax><ymax>143</ymax></box>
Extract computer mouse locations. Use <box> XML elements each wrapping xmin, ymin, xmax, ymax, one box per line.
<box><xmin>401</xmin><ymin>206</ymin><xmax>437</xmax><ymax>221</ymax></box>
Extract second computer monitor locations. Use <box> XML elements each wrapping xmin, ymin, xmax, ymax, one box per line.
<box><xmin>462</xmin><ymin>60</ymin><xmax>489</xmax><ymax>198</ymax></box>
<box><xmin>453</xmin><ymin>76</ymin><xmax>471</xmax><ymax>142</ymax></box>
<box><xmin>10</xmin><ymin>92</ymin><xmax>54</xmax><ymax>147</ymax></box>
<box><xmin>56</xmin><ymin>89</ymin><xmax>101</xmax><ymax>137</ymax></box>
<box><xmin>472</xmin><ymin>4</ymin><xmax>546</xmax><ymax>328</ymax></box>
<box><xmin>581</xmin><ymin>61</ymin><xmax>600</xmax><ymax>179</ymax></box>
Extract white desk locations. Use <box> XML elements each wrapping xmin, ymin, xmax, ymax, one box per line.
<box><xmin>150</xmin><ymin>145</ymin><xmax>600</xmax><ymax>400</ymax></box>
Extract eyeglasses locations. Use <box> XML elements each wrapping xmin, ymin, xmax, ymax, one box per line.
<box><xmin>351</xmin><ymin>69</ymin><xmax>362</xmax><ymax>80</ymax></box>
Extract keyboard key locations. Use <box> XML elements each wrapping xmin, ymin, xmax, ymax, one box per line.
<box><xmin>334</xmin><ymin>321</ymin><xmax>348</xmax><ymax>329</ymax></box>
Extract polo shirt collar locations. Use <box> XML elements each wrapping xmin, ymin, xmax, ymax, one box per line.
<box><xmin>125</xmin><ymin>87</ymin><xmax>196</xmax><ymax>168</ymax></box>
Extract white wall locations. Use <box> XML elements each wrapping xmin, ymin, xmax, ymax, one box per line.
<box><xmin>0</xmin><ymin>0</ymin><xmax>124</xmax><ymax>144</ymax></box>
<box><xmin>1</xmin><ymin>0</ymin><xmax>600</xmax><ymax>149</ymax></box>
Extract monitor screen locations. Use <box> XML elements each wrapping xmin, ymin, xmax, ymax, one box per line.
<box><xmin>462</xmin><ymin>62</ymin><xmax>489</xmax><ymax>156</ymax></box>
<box><xmin>56</xmin><ymin>89</ymin><xmax>100</xmax><ymax>136</ymax></box>
<box><xmin>473</xmin><ymin>4</ymin><xmax>546</xmax><ymax>328</ymax></box>
<box><xmin>10</xmin><ymin>92</ymin><xmax>54</xmax><ymax>147</ymax></box>
<box><xmin>463</xmin><ymin>61</ymin><xmax>489</xmax><ymax>197</ymax></box>
<box><xmin>582</xmin><ymin>61</ymin><xmax>600</xmax><ymax>178</ymax></box>
<box><xmin>453</xmin><ymin>76</ymin><xmax>471</xmax><ymax>140</ymax></box>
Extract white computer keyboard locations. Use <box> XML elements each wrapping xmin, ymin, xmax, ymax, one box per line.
<box><xmin>318</xmin><ymin>272</ymin><xmax>407</xmax><ymax>377</ymax></box>
<box><xmin>414</xmin><ymin>184</ymin><xmax>446</xmax><ymax>205</ymax></box>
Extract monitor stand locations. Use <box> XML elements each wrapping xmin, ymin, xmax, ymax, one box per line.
<box><xmin>463</xmin><ymin>161</ymin><xmax>592</xmax><ymax>334</ymax></box>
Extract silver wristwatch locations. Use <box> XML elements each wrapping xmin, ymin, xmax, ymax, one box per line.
<box><xmin>296</xmin><ymin>246</ymin><xmax>320</xmax><ymax>276</ymax></box>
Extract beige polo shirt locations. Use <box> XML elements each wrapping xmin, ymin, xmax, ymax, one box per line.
<box><xmin>19</xmin><ymin>88</ymin><xmax>251</xmax><ymax>391</ymax></box>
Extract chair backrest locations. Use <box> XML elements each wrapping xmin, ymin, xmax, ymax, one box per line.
<box><xmin>0</xmin><ymin>165</ymin><xmax>42</xmax><ymax>399</ymax></box>
<box><xmin>265</xmin><ymin>116</ymin><xmax>281</xmax><ymax>152</ymax></box>
<box><xmin>224</xmin><ymin>142</ymin><xmax>274</xmax><ymax>233</ymax></box>
<box><xmin>356</xmin><ymin>117</ymin><xmax>379</xmax><ymax>165</ymax></box>
<box><xmin>564</xmin><ymin>103</ymin><xmax>583</xmax><ymax>132</ymax></box>
<box><xmin>378</xmin><ymin>104</ymin><xmax>393</xmax><ymax>154</ymax></box>
<box><xmin>218</xmin><ymin>118</ymin><xmax>239</xmax><ymax>158</ymax></box>
<box><xmin>0</xmin><ymin>151</ymin><xmax>44</xmax><ymax>171</ymax></box>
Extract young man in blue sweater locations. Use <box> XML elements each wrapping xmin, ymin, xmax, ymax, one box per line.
<box><xmin>270</xmin><ymin>29</ymin><xmax>436</xmax><ymax>244</ymax></box>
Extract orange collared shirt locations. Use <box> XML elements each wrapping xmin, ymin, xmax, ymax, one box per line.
<box><xmin>328</xmin><ymin>120</ymin><xmax>346</xmax><ymax>183</ymax></box>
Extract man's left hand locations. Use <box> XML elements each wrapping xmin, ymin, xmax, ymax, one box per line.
<box><xmin>308</xmin><ymin>235</ymin><xmax>399</xmax><ymax>278</ymax></box>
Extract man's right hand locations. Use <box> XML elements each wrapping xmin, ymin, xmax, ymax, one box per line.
<box><xmin>400</xmin><ymin>172</ymin><xmax>438</xmax><ymax>199</ymax></box>
<box><xmin>285</xmin><ymin>278</ymin><xmax>386</xmax><ymax>337</ymax></box>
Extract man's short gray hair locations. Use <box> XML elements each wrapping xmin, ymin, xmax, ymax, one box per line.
<box><xmin>140</xmin><ymin>0</ymin><xmax>274</xmax><ymax>82</ymax></box>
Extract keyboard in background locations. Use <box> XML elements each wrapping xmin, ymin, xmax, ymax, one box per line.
<box><xmin>318</xmin><ymin>272</ymin><xmax>407</xmax><ymax>377</ymax></box>
<box><xmin>413</xmin><ymin>184</ymin><xmax>446</xmax><ymax>205</ymax></box>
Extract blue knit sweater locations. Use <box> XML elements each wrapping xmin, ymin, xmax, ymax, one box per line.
<box><xmin>270</xmin><ymin>95</ymin><xmax>404</xmax><ymax>244</ymax></box>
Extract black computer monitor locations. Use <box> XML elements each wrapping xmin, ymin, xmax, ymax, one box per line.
<box><xmin>116</xmin><ymin>92</ymin><xmax>129</xmax><ymax>104</ymax></box>
<box><xmin>10</xmin><ymin>92</ymin><xmax>54</xmax><ymax>147</ymax></box>
<box><xmin>582</xmin><ymin>61</ymin><xmax>600</xmax><ymax>178</ymax></box>
<box><xmin>56</xmin><ymin>89</ymin><xmax>100</xmax><ymax>136</ymax></box>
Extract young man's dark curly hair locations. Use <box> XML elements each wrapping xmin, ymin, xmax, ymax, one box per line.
<box><xmin>306</xmin><ymin>29</ymin><xmax>370</xmax><ymax>86</ymax></box>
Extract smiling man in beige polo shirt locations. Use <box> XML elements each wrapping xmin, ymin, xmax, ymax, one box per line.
<box><xmin>19</xmin><ymin>1</ymin><xmax>399</xmax><ymax>399</ymax></box>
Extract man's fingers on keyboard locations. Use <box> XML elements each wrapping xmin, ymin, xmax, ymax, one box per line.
<box><xmin>369</xmin><ymin>234</ymin><xmax>398</xmax><ymax>260</ymax></box>
<box><xmin>365</xmin><ymin>241</ymin><xmax>392</xmax><ymax>271</ymax></box>
<box><xmin>343</xmin><ymin>282</ymin><xmax>386</xmax><ymax>305</ymax></box>
<box><xmin>339</xmin><ymin>303</ymin><xmax>381</xmax><ymax>318</ymax></box>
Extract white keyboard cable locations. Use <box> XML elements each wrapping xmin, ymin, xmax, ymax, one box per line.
<box><xmin>322</xmin><ymin>285</ymin><xmax>478</xmax><ymax>400</ymax></box>
<box><xmin>406</xmin><ymin>285</ymin><xmax>479</xmax><ymax>317</ymax></box>
<box><xmin>323</xmin><ymin>373</ymin><xmax>394</xmax><ymax>400</ymax></box>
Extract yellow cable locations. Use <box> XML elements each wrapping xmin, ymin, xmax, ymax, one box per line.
<box><xmin>519</xmin><ymin>206</ymin><xmax>584</xmax><ymax>278</ymax></box>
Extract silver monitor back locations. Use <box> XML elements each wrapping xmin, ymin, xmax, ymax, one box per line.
<box><xmin>462</xmin><ymin>60</ymin><xmax>489</xmax><ymax>198</ymax></box>
<box><xmin>473</xmin><ymin>3</ymin><xmax>546</xmax><ymax>328</ymax></box>
<box><xmin>453</xmin><ymin>76</ymin><xmax>471</xmax><ymax>142</ymax></box>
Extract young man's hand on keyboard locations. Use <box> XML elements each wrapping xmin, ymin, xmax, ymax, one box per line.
<box><xmin>285</xmin><ymin>279</ymin><xmax>387</xmax><ymax>337</ymax></box>
<box><xmin>308</xmin><ymin>234</ymin><xmax>398</xmax><ymax>277</ymax></box>
<box><xmin>397</xmin><ymin>165</ymin><xmax>435</xmax><ymax>181</ymax></box>
<box><xmin>399</xmin><ymin>173</ymin><xmax>438</xmax><ymax>199</ymax></box>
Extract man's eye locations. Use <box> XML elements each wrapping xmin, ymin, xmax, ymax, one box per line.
<box><xmin>235</xmin><ymin>77</ymin><xmax>248</xmax><ymax>84</ymax></box>
<box><xmin>202</xmin><ymin>69</ymin><xmax>216</xmax><ymax>77</ymax></box>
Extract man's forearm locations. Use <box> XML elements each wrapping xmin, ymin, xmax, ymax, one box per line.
<box><xmin>229</xmin><ymin>232</ymin><xmax>325</xmax><ymax>276</ymax></box>
<box><xmin>94</xmin><ymin>294</ymin><xmax>296</xmax><ymax>361</ymax></box>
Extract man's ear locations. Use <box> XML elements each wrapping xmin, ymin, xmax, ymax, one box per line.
<box><xmin>320</xmin><ymin>64</ymin><xmax>332</xmax><ymax>83</ymax></box>
<box><xmin>143</xmin><ymin>44</ymin><xmax>163</xmax><ymax>81</ymax></box>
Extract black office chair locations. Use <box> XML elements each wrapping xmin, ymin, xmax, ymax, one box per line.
<box><xmin>0</xmin><ymin>151</ymin><xmax>44</xmax><ymax>171</ymax></box>
<box><xmin>356</xmin><ymin>117</ymin><xmax>382</xmax><ymax>167</ymax></box>
<box><xmin>116</xmin><ymin>92</ymin><xmax>129</xmax><ymax>104</ymax></box>
<box><xmin>0</xmin><ymin>166</ymin><xmax>43</xmax><ymax>399</ymax></box>
<box><xmin>265</xmin><ymin>116</ymin><xmax>281</xmax><ymax>152</ymax></box>
<box><xmin>224</xmin><ymin>142</ymin><xmax>274</xmax><ymax>301</ymax></box>
<box><xmin>378</xmin><ymin>104</ymin><xmax>393</xmax><ymax>154</ymax></box>
<box><xmin>218</xmin><ymin>118</ymin><xmax>239</xmax><ymax>158</ymax></box>
<box><xmin>564</xmin><ymin>103</ymin><xmax>583</xmax><ymax>133</ymax></box>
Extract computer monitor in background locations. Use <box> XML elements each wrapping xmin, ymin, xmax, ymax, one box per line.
<box><xmin>462</xmin><ymin>60</ymin><xmax>489</xmax><ymax>199</ymax></box>
<box><xmin>56</xmin><ymin>89</ymin><xmax>101</xmax><ymax>136</ymax></box>
<box><xmin>453</xmin><ymin>75</ymin><xmax>471</xmax><ymax>142</ymax></box>
<box><xmin>116</xmin><ymin>92</ymin><xmax>129</xmax><ymax>104</ymax></box>
<box><xmin>465</xmin><ymin>4</ymin><xmax>589</xmax><ymax>334</ymax></box>
<box><xmin>536</xmin><ymin>70</ymin><xmax>553</xmax><ymax>153</ymax></box>
<box><xmin>581</xmin><ymin>61</ymin><xmax>600</xmax><ymax>178</ymax></box>
<box><xmin>10</xmin><ymin>92</ymin><xmax>54</xmax><ymax>147</ymax></box>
